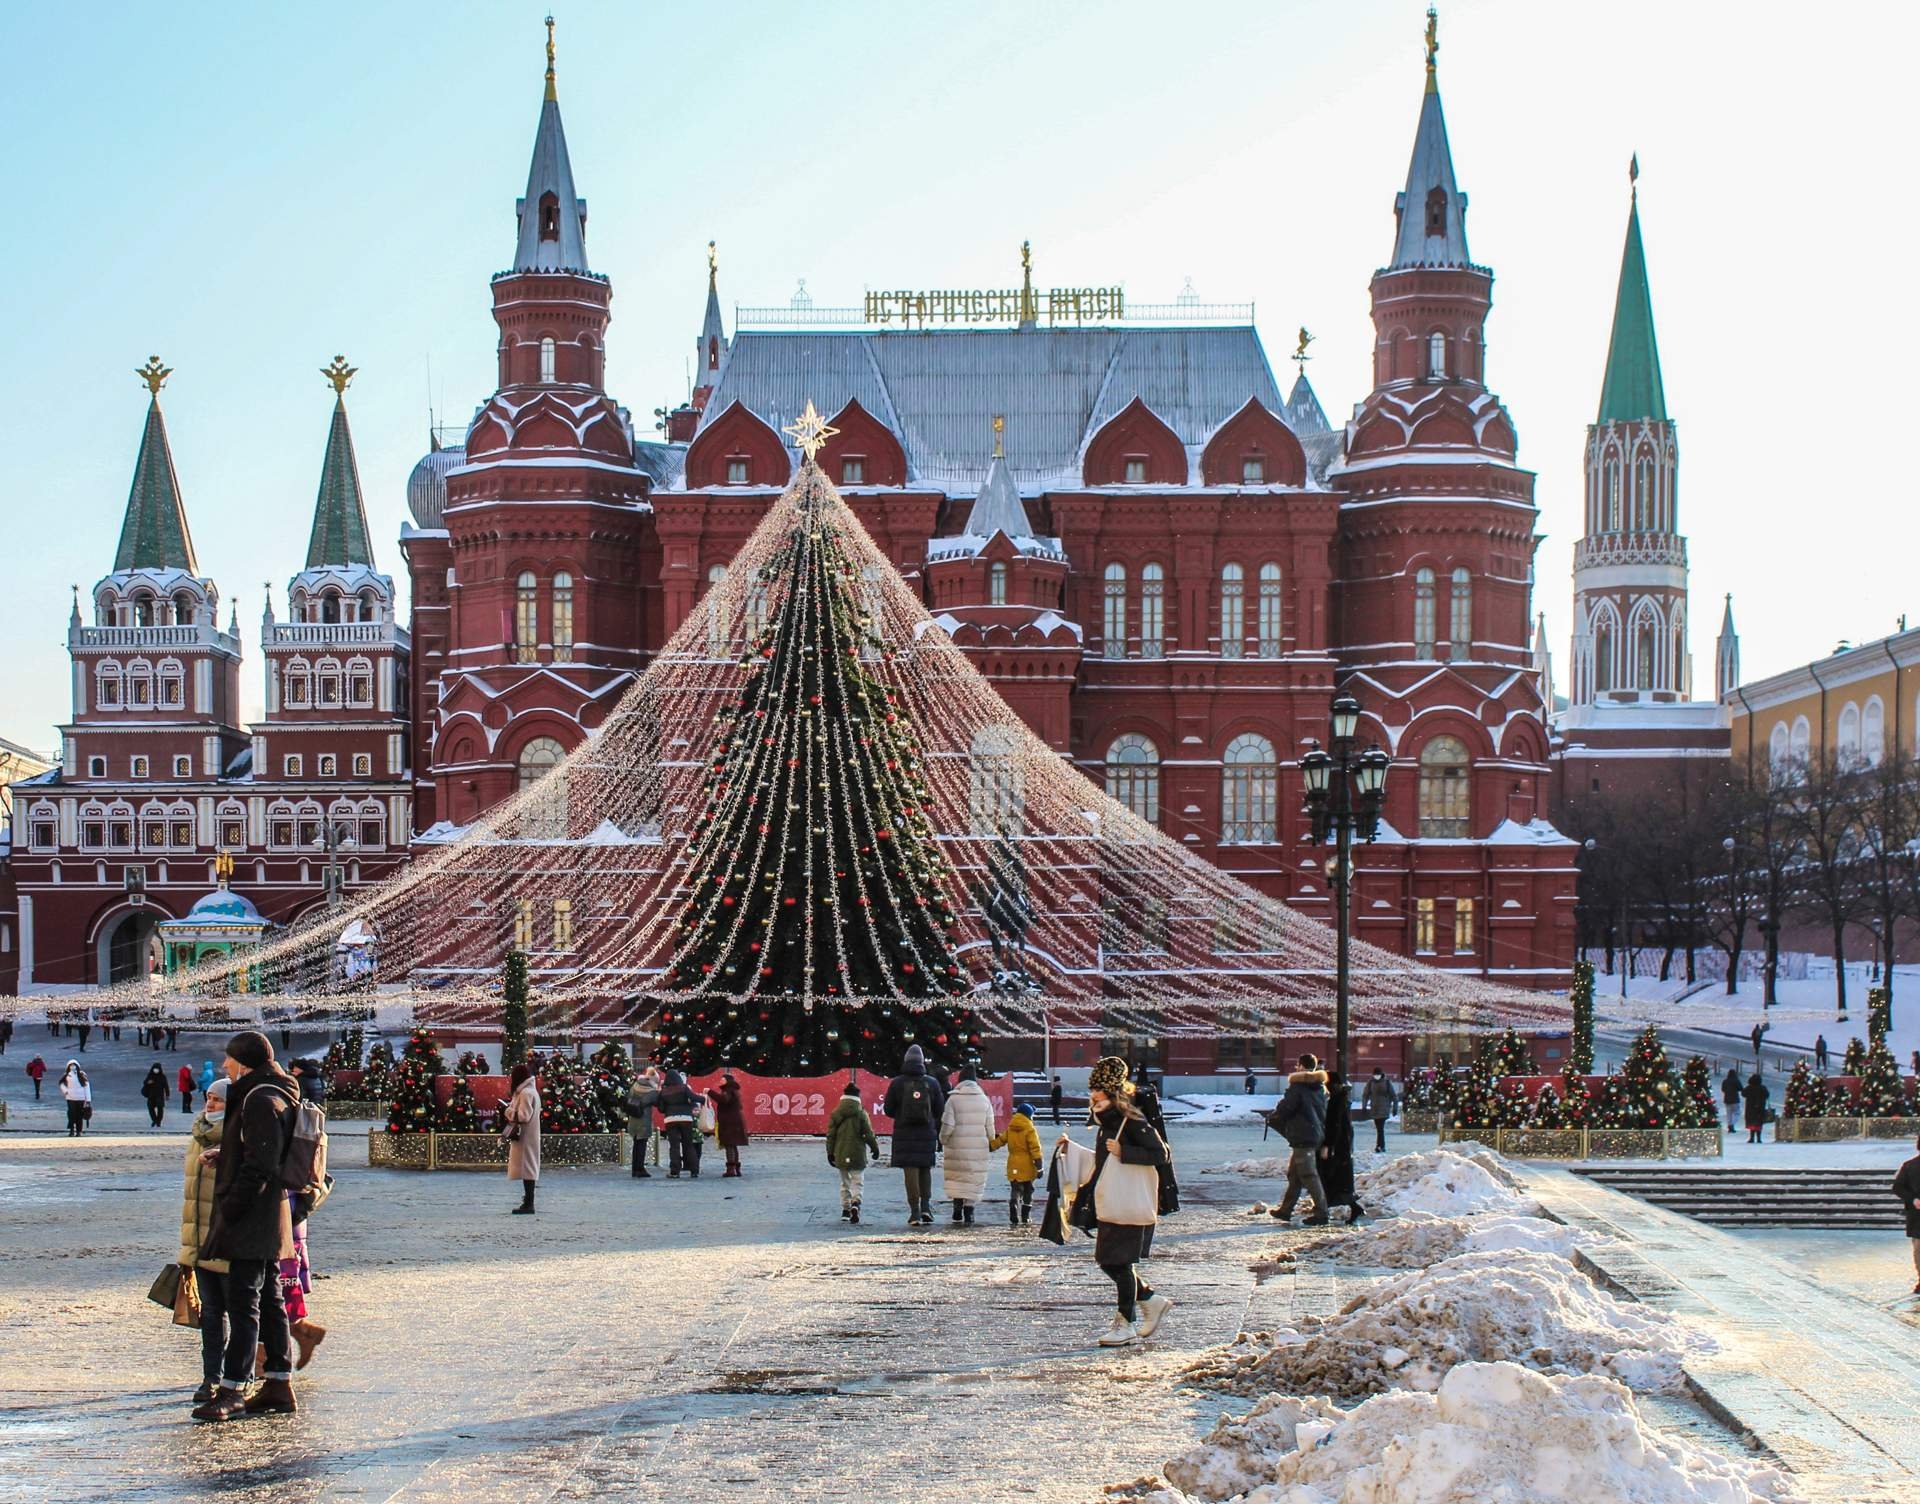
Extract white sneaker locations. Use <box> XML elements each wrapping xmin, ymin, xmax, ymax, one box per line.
<box><xmin>1137</xmin><ymin>1294</ymin><xmax>1173</xmax><ymax>1339</ymax></box>
<box><xmin>1097</xmin><ymin>1313</ymin><xmax>1139</xmax><ymax>1347</ymax></box>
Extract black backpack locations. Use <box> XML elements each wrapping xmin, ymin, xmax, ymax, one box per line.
<box><xmin>894</xmin><ymin>1080</ymin><xmax>935</xmax><ymax>1130</ymax></box>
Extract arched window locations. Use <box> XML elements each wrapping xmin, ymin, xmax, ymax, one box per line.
<box><xmin>321</xmin><ymin>591</ymin><xmax>342</xmax><ymax>624</ymax></box>
<box><xmin>1220</xmin><ymin>733</ymin><xmax>1276</xmax><ymax>844</ymax></box>
<box><xmin>515</xmin><ymin>571</ymin><xmax>539</xmax><ymax>662</ymax></box>
<box><xmin>1593</xmin><ymin>615</ymin><xmax>1615</xmax><ymax>695</ymax></box>
<box><xmin>1448</xmin><ymin>568</ymin><xmax>1472</xmax><ymax>658</ymax></box>
<box><xmin>1768</xmin><ymin>722</ymin><xmax>1790</xmax><ymax>773</ymax></box>
<box><xmin>1104</xmin><ymin>734</ymin><xmax>1160</xmax><ymax>825</ymax></box>
<box><xmin>1417</xmin><ymin>736</ymin><xmax>1471</xmax><ymax>838</ymax></box>
<box><xmin>1789</xmin><ymin>715</ymin><xmax>1811</xmax><ymax>770</ymax></box>
<box><xmin>517</xmin><ymin>735</ymin><xmax>568</xmax><ymax>839</ymax></box>
<box><xmin>1140</xmin><ymin>563</ymin><xmax>1165</xmax><ymax>659</ymax></box>
<box><xmin>1102</xmin><ymin>563</ymin><xmax>1127</xmax><ymax>659</ymax></box>
<box><xmin>1413</xmin><ymin>568</ymin><xmax>1436</xmax><ymax>658</ymax></box>
<box><xmin>1219</xmin><ymin>563</ymin><xmax>1244</xmax><ymax>659</ymax></box>
<box><xmin>538</xmin><ymin>337</ymin><xmax>557</xmax><ymax>384</ymax></box>
<box><xmin>538</xmin><ymin>190</ymin><xmax>560</xmax><ymax>241</ymax></box>
<box><xmin>358</xmin><ymin>588</ymin><xmax>380</xmax><ymax>622</ymax></box>
<box><xmin>173</xmin><ymin>591</ymin><xmax>198</xmax><ymax>626</ymax></box>
<box><xmin>1605</xmin><ymin>458</ymin><xmax>1622</xmax><ymax>531</ymax></box>
<box><xmin>1427</xmin><ymin>331</ymin><xmax>1447</xmax><ymax>378</ymax></box>
<box><xmin>1837</xmin><ymin>703</ymin><xmax>1861</xmax><ymax>767</ymax></box>
<box><xmin>1634</xmin><ymin>455</ymin><xmax>1654</xmax><ymax>531</ymax></box>
<box><xmin>132</xmin><ymin>592</ymin><xmax>155</xmax><ymax>627</ymax></box>
<box><xmin>283</xmin><ymin>657</ymin><xmax>312</xmax><ymax>709</ymax></box>
<box><xmin>1672</xmin><ymin>626</ymin><xmax>1686</xmax><ymax>696</ymax></box>
<box><xmin>968</xmin><ymin>725</ymin><xmax>1023</xmax><ymax>836</ymax></box>
<box><xmin>705</xmin><ymin>564</ymin><xmax>729</xmax><ymax>657</ymax></box>
<box><xmin>1863</xmin><ymin>697</ymin><xmax>1886</xmax><ymax>767</ymax></box>
<box><xmin>1632</xmin><ymin>608</ymin><xmax>1657</xmax><ymax>691</ymax></box>
<box><xmin>1256</xmin><ymin>563</ymin><xmax>1283</xmax><ymax>658</ymax></box>
<box><xmin>988</xmin><ymin>561</ymin><xmax>1008</xmax><ymax>607</ymax></box>
<box><xmin>157</xmin><ymin>658</ymin><xmax>185</xmax><ymax>709</ymax></box>
<box><xmin>551</xmin><ymin>572</ymin><xmax>574</xmax><ymax>662</ymax></box>
<box><xmin>95</xmin><ymin>661</ymin><xmax>123</xmax><ymax>709</ymax></box>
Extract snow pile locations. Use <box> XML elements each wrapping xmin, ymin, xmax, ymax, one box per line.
<box><xmin>1143</xmin><ymin>1360</ymin><xmax>1802</xmax><ymax>1503</ymax></box>
<box><xmin>1356</xmin><ymin>1147</ymin><xmax>1537</xmax><ymax>1217</ymax></box>
<box><xmin>1319</xmin><ymin>1209</ymin><xmax>1603</xmax><ymax>1267</ymax></box>
<box><xmin>1189</xmin><ymin>1248</ymin><xmax>1699</xmax><ymax>1398</ymax></box>
<box><xmin>1207</xmin><ymin>1156</ymin><xmax>1291</xmax><ymax>1177</ymax></box>
<box><xmin>1165</xmin><ymin>1096</ymin><xmax>1273</xmax><ymax>1125</ymax></box>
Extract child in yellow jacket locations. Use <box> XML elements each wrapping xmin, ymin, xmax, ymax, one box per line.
<box><xmin>989</xmin><ymin>1102</ymin><xmax>1044</xmax><ymax>1226</ymax></box>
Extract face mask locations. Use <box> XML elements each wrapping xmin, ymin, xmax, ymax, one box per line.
<box><xmin>204</xmin><ymin>1110</ymin><xmax>225</xmax><ymax>1125</ymax></box>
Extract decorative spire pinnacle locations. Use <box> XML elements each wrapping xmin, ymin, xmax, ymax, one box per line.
<box><xmin>1597</xmin><ymin>167</ymin><xmax>1667</xmax><ymax>423</ymax></box>
<box><xmin>697</xmin><ymin>240</ymin><xmax>728</xmax><ymax>389</ymax></box>
<box><xmin>1630</xmin><ymin>151</ymin><xmax>1639</xmax><ymax>196</ymax></box>
<box><xmin>708</xmin><ymin>239</ymin><xmax>717</xmax><ymax>283</ymax></box>
<box><xmin>1388</xmin><ymin>21</ymin><xmax>1471</xmax><ymax>271</ymax></box>
<box><xmin>1424</xmin><ymin>6</ymin><xmax>1439</xmax><ymax>93</ymax></box>
<box><xmin>783</xmin><ymin>400</ymin><xmax>838</xmax><ymax>464</ymax></box>
<box><xmin>513</xmin><ymin>19</ymin><xmax>589</xmax><ymax>274</ymax></box>
<box><xmin>544</xmin><ymin>13</ymin><xmax>557</xmax><ymax>101</ymax></box>
<box><xmin>321</xmin><ymin>354</ymin><xmax>356</xmax><ymax>398</ymax></box>
<box><xmin>136</xmin><ymin>355</ymin><xmax>171</xmax><ymax>396</ymax></box>
<box><xmin>1018</xmin><ymin>240</ymin><xmax>1036</xmax><ymax>326</ymax></box>
<box><xmin>992</xmin><ymin>414</ymin><xmax>1005</xmax><ymax>460</ymax></box>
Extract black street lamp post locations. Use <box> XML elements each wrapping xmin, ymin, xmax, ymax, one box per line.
<box><xmin>1300</xmin><ymin>692</ymin><xmax>1391</xmax><ymax>1078</ymax></box>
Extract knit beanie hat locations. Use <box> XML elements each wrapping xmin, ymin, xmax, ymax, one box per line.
<box><xmin>842</xmin><ymin>1078</ymin><xmax>860</xmax><ymax>1097</ymax></box>
<box><xmin>903</xmin><ymin>1044</ymin><xmax>926</xmax><ymax>1072</ymax></box>
<box><xmin>1088</xmin><ymin>1055</ymin><xmax>1132</xmax><ymax>1097</ymax></box>
<box><xmin>1014</xmin><ymin>1102</ymin><xmax>1032</xmax><ymax>1118</ymax></box>
<box><xmin>224</xmin><ymin>1030</ymin><xmax>274</xmax><ymax>1072</ymax></box>
<box><xmin>959</xmin><ymin>1060</ymin><xmax>979</xmax><ymax>1082</ymax></box>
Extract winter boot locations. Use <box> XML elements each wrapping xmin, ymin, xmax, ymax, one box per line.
<box><xmin>1021</xmin><ymin>1199</ymin><xmax>1032</xmax><ymax>1226</ymax></box>
<box><xmin>848</xmin><ymin>1202</ymin><xmax>860</xmax><ymax>1225</ymax></box>
<box><xmin>1009</xmin><ymin>1201</ymin><xmax>1021</xmax><ymax>1227</ymax></box>
<box><xmin>290</xmin><ymin>1319</ymin><xmax>327</xmax><ymax>1372</ymax></box>
<box><xmin>963</xmin><ymin>1202</ymin><xmax>975</xmax><ymax>1225</ymax></box>
<box><xmin>191</xmin><ymin>1386</ymin><xmax>248</xmax><ymax>1422</ymax></box>
<box><xmin>918</xmin><ymin>1199</ymin><xmax>935</xmax><ymax>1226</ymax></box>
<box><xmin>1097</xmin><ymin>1313</ymin><xmax>1139</xmax><ymax>1347</ymax></box>
<box><xmin>243</xmin><ymin>1378</ymin><xmax>297</xmax><ymax>1415</ymax></box>
<box><xmin>1137</xmin><ymin>1293</ymin><xmax>1174</xmax><ymax>1338</ymax></box>
<box><xmin>952</xmin><ymin>1200</ymin><xmax>965</xmax><ymax>1223</ymax></box>
<box><xmin>512</xmin><ymin>1182</ymin><xmax>536</xmax><ymax>1215</ymax></box>
<box><xmin>191</xmin><ymin>1381</ymin><xmax>218</xmax><ymax>1405</ymax></box>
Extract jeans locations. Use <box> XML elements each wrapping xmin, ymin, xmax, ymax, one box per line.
<box><xmin>631</xmin><ymin>1130</ymin><xmax>652</xmax><ymax>1176</ymax></box>
<box><xmin>1099</xmin><ymin>1260</ymin><xmax>1155</xmax><ymax>1321</ymax></box>
<box><xmin>1373</xmin><ymin>1115</ymin><xmax>1388</xmax><ymax>1153</ymax></box>
<box><xmin>901</xmin><ymin>1165</ymin><xmax>931</xmax><ymax>1208</ymax></box>
<box><xmin>1009</xmin><ymin>1180</ymin><xmax>1034</xmax><ymax>1222</ymax></box>
<box><xmin>195</xmin><ymin>1264</ymin><xmax>230</xmax><ymax>1384</ymax></box>
<box><xmin>66</xmin><ymin>1102</ymin><xmax>86</xmax><ymax>1135</ymax></box>
<box><xmin>838</xmin><ymin>1166</ymin><xmax>864</xmax><ymax>1208</ymax></box>
<box><xmin>665</xmin><ymin>1122</ymin><xmax>698</xmax><ymax>1175</ymax></box>
<box><xmin>221</xmin><ymin>1258</ymin><xmax>292</xmax><ymax>1387</ymax></box>
<box><xmin>1278</xmin><ymin>1144</ymin><xmax>1327</xmax><ymax>1219</ymax></box>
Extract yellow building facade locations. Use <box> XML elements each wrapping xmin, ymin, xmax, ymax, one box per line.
<box><xmin>1727</xmin><ymin>625</ymin><xmax>1920</xmax><ymax>776</ymax></box>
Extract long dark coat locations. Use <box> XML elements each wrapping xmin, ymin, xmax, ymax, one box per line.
<box><xmin>712</xmin><ymin>1078</ymin><xmax>750</xmax><ymax>1148</ymax></box>
<box><xmin>1742</xmin><ymin>1078</ymin><xmax>1770</xmax><ymax>1130</ymax></box>
<box><xmin>1087</xmin><ymin>1106</ymin><xmax>1168</xmax><ymax>1267</ymax></box>
<box><xmin>883</xmin><ymin>1066</ymin><xmax>946</xmax><ymax>1169</ymax></box>
<box><xmin>140</xmin><ymin>1067</ymin><xmax>169</xmax><ymax>1108</ymax></box>
<box><xmin>205</xmin><ymin>1069</ymin><xmax>296</xmax><ymax>1263</ymax></box>
<box><xmin>1893</xmin><ymin>1155</ymin><xmax>1920</xmax><ymax>1238</ymax></box>
<box><xmin>1319</xmin><ymin>1088</ymin><xmax>1358</xmax><ymax>1206</ymax></box>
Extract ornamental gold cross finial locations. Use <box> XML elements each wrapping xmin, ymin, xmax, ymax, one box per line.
<box><xmin>321</xmin><ymin>355</ymin><xmax>357</xmax><ymax>396</ymax></box>
<box><xmin>1424</xmin><ymin>6</ymin><xmax>1439</xmax><ymax>89</ymax></box>
<box><xmin>136</xmin><ymin>355</ymin><xmax>171</xmax><ymax>395</ymax></box>
<box><xmin>783</xmin><ymin>399</ymin><xmax>838</xmax><ymax>464</ymax></box>
<box><xmin>708</xmin><ymin>239</ymin><xmax>718</xmax><ymax>279</ymax></box>
<box><xmin>544</xmin><ymin>14</ymin><xmax>557</xmax><ymax>100</ymax></box>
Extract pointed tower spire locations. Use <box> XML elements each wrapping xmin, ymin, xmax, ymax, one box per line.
<box><xmin>306</xmin><ymin>357</ymin><xmax>376</xmax><ymax>569</ymax></box>
<box><xmin>116</xmin><ymin>357</ymin><xmax>199</xmax><ymax>573</ymax></box>
<box><xmin>695</xmin><ymin>240</ymin><xmax>727</xmax><ymax>397</ymax></box>
<box><xmin>1597</xmin><ymin>158</ymin><xmax>1667</xmax><ymax>422</ymax></box>
<box><xmin>1389</xmin><ymin>8</ymin><xmax>1472</xmax><ymax>270</ymax></box>
<box><xmin>514</xmin><ymin>16</ymin><xmax>589</xmax><ymax>273</ymax></box>
<box><xmin>1715</xmin><ymin>594</ymin><xmax>1740</xmax><ymax>700</ymax></box>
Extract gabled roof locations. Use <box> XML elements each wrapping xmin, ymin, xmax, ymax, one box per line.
<box><xmin>306</xmin><ymin>396</ymin><xmax>375</xmax><ymax>569</ymax></box>
<box><xmin>512</xmin><ymin>78</ymin><xmax>588</xmax><ymax>273</ymax></box>
<box><xmin>1596</xmin><ymin>189</ymin><xmax>1667</xmax><ymax>423</ymax></box>
<box><xmin>115</xmin><ymin>396</ymin><xmax>198</xmax><ymax>574</ymax></box>
<box><xmin>695</xmin><ymin>325</ymin><xmax>1291</xmax><ymax>493</ymax></box>
<box><xmin>1387</xmin><ymin>76</ymin><xmax>1472</xmax><ymax>271</ymax></box>
<box><xmin>928</xmin><ymin>452</ymin><xmax>1063</xmax><ymax>561</ymax></box>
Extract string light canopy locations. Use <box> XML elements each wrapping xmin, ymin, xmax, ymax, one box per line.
<box><xmin>32</xmin><ymin>443</ymin><xmax>1575</xmax><ymax>1051</ymax></box>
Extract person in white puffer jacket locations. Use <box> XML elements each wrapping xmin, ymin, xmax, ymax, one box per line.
<box><xmin>58</xmin><ymin>1060</ymin><xmax>92</xmax><ymax>1136</ymax></box>
<box><xmin>939</xmin><ymin>1061</ymin><xmax>997</xmax><ymax>1225</ymax></box>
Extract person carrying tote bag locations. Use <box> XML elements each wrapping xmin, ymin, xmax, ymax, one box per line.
<box><xmin>1054</xmin><ymin>1057</ymin><xmax>1173</xmax><ymax>1349</ymax></box>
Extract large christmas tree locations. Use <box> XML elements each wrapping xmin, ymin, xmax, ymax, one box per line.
<box><xmin>656</xmin><ymin>456</ymin><xmax>980</xmax><ymax>1077</ymax></box>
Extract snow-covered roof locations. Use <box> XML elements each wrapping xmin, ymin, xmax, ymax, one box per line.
<box><xmin>1483</xmin><ymin>817</ymin><xmax>1575</xmax><ymax>847</ymax></box>
<box><xmin>927</xmin><ymin>453</ymin><xmax>1065</xmax><ymax>561</ymax></box>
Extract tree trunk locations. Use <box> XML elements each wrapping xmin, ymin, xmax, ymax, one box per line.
<box><xmin>1685</xmin><ymin>942</ymin><xmax>1696</xmax><ymax>985</ymax></box>
<box><xmin>1659</xmin><ymin>945</ymin><xmax>1674</xmax><ymax>982</ymax></box>
<box><xmin>1763</xmin><ymin>920</ymin><xmax>1779</xmax><ymax>1007</ymax></box>
<box><xmin>1831</xmin><ymin>917</ymin><xmax>1848</xmax><ymax>1018</ymax></box>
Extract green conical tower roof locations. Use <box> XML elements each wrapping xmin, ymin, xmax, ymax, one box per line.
<box><xmin>115</xmin><ymin>361</ymin><xmax>199</xmax><ymax>573</ymax></box>
<box><xmin>1597</xmin><ymin>184</ymin><xmax>1667</xmax><ymax>424</ymax></box>
<box><xmin>306</xmin><ymin>359</ymin><xmax>375</xmax><ymax>569</ymax></box>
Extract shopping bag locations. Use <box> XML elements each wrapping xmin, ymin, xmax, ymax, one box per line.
<box><xmin>172</xmin><ymin>1265</ymin><xmax>202</xmax><ymax>1327</ymax></box>
<box><xmin>147</xmin><ymin>1262</ymin><xmax>183</xmax><ymax>1310</ymax></box>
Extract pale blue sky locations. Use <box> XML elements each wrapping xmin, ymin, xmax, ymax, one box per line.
<box><xmin>1</xmin><ymin>0</ymin><xmax>1912</xmax><ymax>749</ymax></box>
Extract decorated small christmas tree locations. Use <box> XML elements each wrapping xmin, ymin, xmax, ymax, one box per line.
<box><xmin>1450</xmin><ymin>1062</ymin><xmax>1500</xmax><ymax>1129</ymax></box>
<box><xmin>321</xmin><ymin>1027</ymin><xmax>365</xmax><ymax>1075</ymax></box>
<box><xmin>435</xmin><ymin>1073</ymin><xmax>481</xmax><ymax>1131</ymax></box>
<box><xmin>1482</xmin><ymin>1026</ymin><xmax>1533</xmax><ymax>1078</ymax></box>
<box><xmin>1591</xmin><ymin>1074</ymin><xmax>1632</xmax><ymax>1129</ymax></box>
<box><xmin>501</xmin><ymin>949</ymin><xmax>530</xmax><ymax>1072</ymax></box>
<box><xmin>367</xmin><ymin>1039</ymin><xmax>396</xmax><ymax>1071</ymax></box>
<box><xmin>385</xmin><ymin>1028</ymin><xmax>447</xmax><ymax>1134</ymax></box>
<box><xmin>1679</xmin><ymin>1056</ymin><xmax>1720</xmax><ymax>1129</ymax></box>
<box><xmin>1401</xmin><ymin>1069</ymin><xmax>1437</xmax><ymax>1112</ymax></box>
<box><xmin>1569</xmin><ymin>959</ymin><xmax>1596</xmax><ymax>1074</ymax></box>
<box><xmin>1555</xmin><ymin>1063</ymin><xmax>1595</xmax><ymax>1127</ymax></box>
<box><xmin>538</xmin><ymin>1055</ymin><xmax>602</xmax><ymax>1135</ymax></box>
<box><xmin>588</xmin><ymin>1041</ymin><xmax>637</xmax><ymax>1133</ymax></box>
<box><xmin>1492</xmin><ymin>1077</ymin><xmax>1532</xmax><ymax>1127</ymax></box>
<box><xmin>1841</xmin><ymin>1037</ymin><xmax>1867</xmax><ymax>1076</ymax></box>
<box><xmin>1822</xmin><ymin>1077</ymin><xmax>1856</xmax><ymax>1116</ymax></box>
<box><xmin>1858</xmin><ymin>1042</ymin><xmax>1903</xmax><ymax>1115</ymax></box>
<box><xmin>1868</xmin><ymin>986</ymin><xmax>1891</xmax><ymax>1047</ymax></box>
<box><xmin>359</xmin><ymin>1040</ymin><xmax>399</xmax><ymax>1102</ymax></box>
<box><xmin>1531</xmin><ymin>1081</ymin><xmax>1564</xmax><ymax>1128</ymax></box>
<box><xmin>1615</xmin><ymin>1026</ymin><xmax>1688</xmax><ymax>1129</ymax></box>
<box><xmin>1782</xmin><ymin>1061</ymin><xmax>1823</xmax><ymax>1119</ymax></box>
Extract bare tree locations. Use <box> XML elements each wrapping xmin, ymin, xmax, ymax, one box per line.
<box><xmin>1854</xmin><ymin>750</ymin><xmax>1916</xmax><ymax>1009</ymax></box>
<box><xmin>1787</xmin><ymin>750</ymin><xmax>1869</xmax><ymax>1019</ymax></box>
<box><xmin>1704</xmin><ymin>775</ymin><xmax>1765</xmax><ymax>994</ymax></box>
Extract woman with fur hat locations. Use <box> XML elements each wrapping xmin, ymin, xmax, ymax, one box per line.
<box><xmin>1055</xmin><ymin>1056</ymin><xmax>1172</xmax><ymax>1347</ymax></box>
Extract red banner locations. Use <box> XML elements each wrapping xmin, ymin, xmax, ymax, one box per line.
<box><xmin>685</xmin><ymin>1069</ymin><xmax>1014</xmax><ymax>1136</ymax></box>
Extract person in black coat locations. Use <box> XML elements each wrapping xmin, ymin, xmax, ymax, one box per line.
<box><xmin>1131</xmin><ymin>1078</ymin><xmax>1178</xmax><ymax>1256</ymax></box>
<box><xmin>193</xmin><ymin>1031</ymin><xmax>298</xmax><ymax>1422</ymax></box>
<box><xmin>1264</xmin><ymin>1054</ymin><xmax>1330</xmax><ymax>1224</ymax></box>
<box><xmin>1049</xmin><ymin>1075</ymin><xmax>1064</xmax><ymax>1125</ymax></box>
<box><xmin>655</xmin><ymin>1070</ymin><xmax>702</xmax><ymax>1178</ymax></box>
<box><xmin>1057</xmin><ymin>1057</ymin><xmax>1172</xmax><ymax>1346</ymax></box>
<box><xmin>1318</xmin><ymin>1070</ymin><xmax>1363</xmax><ymax>1224</ymax></box>
<box><xmin>140</xmin><ymin>1063</ymin><xmax>169</xmax><ymax>1127</ymax></box>
<box><xmin>1720</xmin><ymin>1067</ymin><xmax>1743</xmax><ymax>1130</ymax></box>
<box><xmin>1892</xmin><ymin>1136</ymin><xmax>1920</xmax><ymax>1295</ymax></box>
<box><xmin>1741</xmin><ymin>1072</ymin><xmax>1770</xmax><ymax>1144</ymax></box>
<box><xmin>883</xmin><ymin>1045</ymin><xmax>947</xmax><ymax>1227</ymax></box>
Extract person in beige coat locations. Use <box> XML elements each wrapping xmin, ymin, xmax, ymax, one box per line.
<box><xmin>179</xmin><ymin>1079</ymin><xmax>232</xmax><ymax>1404</ymax></box>
<box><xmin>502</xmin><ymin>1063</ymin><xmax>542</xmax><ymax>1214</ymax></box>
<box><xmin>939</xmin><ymin>1062</ymin><xmax>997</xmax><ymax>1225</ymax></box>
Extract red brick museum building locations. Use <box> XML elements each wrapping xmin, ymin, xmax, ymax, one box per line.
<box><xmin>6</xmin><ymin>34</ymin><xmax>1578</xmax><ymax>1030</ymax></box>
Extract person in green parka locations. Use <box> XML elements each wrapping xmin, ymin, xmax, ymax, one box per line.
<box><xmin>825</xmin><ymin>1079</ymin><xmax>882</xmax><ymax>1225</ymax></box>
